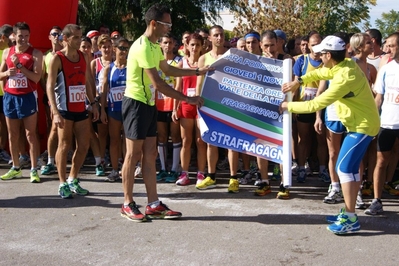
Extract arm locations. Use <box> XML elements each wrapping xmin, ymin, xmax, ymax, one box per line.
<box><xmin>12</xmin><ymin>49</ymin><xmax>43</xmax><ymax>83</ymax></box>
<box><xmin>90</xmin><ymin>59</ymin><xmax>98</xmax><ymax>98</ymax></box>
<box><xmin>84</xmin><ymin>53</ymin><xmax>99</xmax><ymax>121</ymax></box>
<box><xmin>314</xmin><ymin>80</ymin><xmax>328</xmax><ymax>134</ymax></box>
<box><xmin>159</xmin><ymin>58</ymin><xmax>211</xmax><ymax>77</ymax></box>
<box><xmin>195</xmin><ymin>55</ymin><xmax>206</xmax><ymax>96</ymax></box>
<box><xmin>46</xmin><ymin>54</ymin><xmax>64</xmax><ymax>128</ymax></box>
<box><xmin>375</xmin><ymin>93</ymin><xmax>383</xmax><ymax>112</ymax></box>
<box><xmin>172</xmin><ymin>61</ymin><xmax>183</xmax><ymax>123</ymax></box>
<box><xmin>100</xmin><ymin>65</ymin><xmax>110</xmax><ymax>124</ymax></box>
<box><xmin>145</xmin><ymin>67</ymin><xmax>203</xmax><ymax>107</ymax></box>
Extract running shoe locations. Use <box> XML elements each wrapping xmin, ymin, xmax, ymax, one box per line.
<box><xmin>362</xmin><ymin>181</ymin><xmax>373</xmax><ymax>196</ymax></box>
<box><xmin>134</xmin><ymin>164</ymin><xmax>142</xmax><ymax>178</ymax></box>
<box><xmin>121</xmin><ymin>202</ymin><xmax>147</xmax><ymax>222</ymax></box>
<box><xmin>41</xmin><ymin>163</ymin><xmax>56</xmax><ymax>175</ymax></box>
<box><xmin>68</xmin><ymin>178</ymin><xmax>89</xmax><ymax>195</ymax></box>
<box><xmin>165</xmin><ymin>171</ymin><xmax>179</xmax><ymax>183</ymax></box>
<box><xmin>156</xmin><ymin>169</ymin><xmax>169</xmax><ymax>182</ymax></box>
<box><xmin>145</xmin><ymin>201</ymin><xmax>182</xmax><ymax>219</ymax></box>
<box><xmin>323</xmin><ymin>185</ymin><xmax>343</xmax><ymax>204</ymax></box>
<box><xmin>238</xmin><ymin>171</ymin><xmax>252</xmax><ymax>185</ymax></box>
<box><xmin>19</xmin><ymin>155</ymin><xmax>31</xmax><ymax>169</ymax></box>
<box><xmin>30</xmin><ymin>169</ymin><xmax>40</xmax><ymax>183</ymax></box>
<box><xmin>327</xmin><ymin>214</ymin><xmax>360</xmax><ymax>234</ymax></box>
<box><xmin>296</xmin><ymin>168</ymin><xmax>306</xmax><ymax>183</ymax></box>
<box><xmin>105</xmin><ymin>169</ymin><xmax>120</xmax><ymax>182</ymax></box>
<box><xmin>326</xmin><ymin>208</ymin><xmax>345</xmax><ymax>224</ymax></box>
<box><xmin>364</xmin><ymin>199</ymin><xmax>383</xmax><ymax>215</ymax></box>
<box><xmin>58</xmin><ymin>182</ymin><xmax>73</xmax><ymax>199</ymax></box>
<box><xmin>254</xmin><ymin>172</ymin><xmax>263</xmax><ymax>186</ymax></box>
<box><xmin>95</xmin><ymin>164</ymin><xmax>105</xmax><ymax>176</ymax></box>
<box><xmin>216</xmin><ymin>157</ymin><xmax>229</xmax><ymax>170</ymax></box>
<box><xmin>196</xmin><ymin>176</ymin><xmax>216</xmax><ymax>190</ymax></box>
<box><xmin>355</xmin><ymin>190</ymin><xmax>366</xmax><ymax>209</ymax></box>
<box><xmin>276</xmin><ymin>184</ymin><xmax>289</xmax><ymax>199</ymax></box>
<box><xmin>291</xmin><ymin>161</ymin><xmax>298</xmax><ymax>176</ymax></box>
<box><xmin>195</xmin><ymin>172</ymin><xmax>205</xmax><ymax>185</ymax></box>
<box><xmin>255</xmin><ymin>181</ymin><xmax>271</xmax><ymax>196</ymax></box>
<box><xmin>319</xmin><ymin>169</ymin><xmax>331</xmax><ymax>183</ymax></box>
<box><xmin>36</xmin><ymin>157</ymin><xmax>46</xmax><ymax>170</ymax></box>
<box><xmin>227</xmin><ymin>178</ymin><xmax>239</xmax><ymax>193</ymax></box>
<box><xmin>176</xmin><ymin>172</ymin><xmax>190</xmax><ymax>186</ymax></box>
<box><xmin>0</xmin><ymin>167</ymin><xmax>22</xmax><ymax>180</ymax></box>
<box><xmin>271</xmin><ymin>164</ymin><xmax>281</xmax><ymax>181</ymax></box>
<box><xmin>0</xmin><ymin>149</ymin><xmax>11</xmax><ymax>162</ymax></box>
<box><xmin>383</xmin><ymin>182</ymin><xmax>399</xmax><ymax>196</ymax></box>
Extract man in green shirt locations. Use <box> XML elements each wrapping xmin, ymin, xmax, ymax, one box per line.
<box><xmin>121</xmin><ymin>3</ymin><xmax>211</xmax><ymax>222</ymax></box>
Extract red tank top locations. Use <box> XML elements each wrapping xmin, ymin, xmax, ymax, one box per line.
<box><xmin>56</xmin><ymin>50</ymin><xmax>87</xmax><ymax>112</ymax></box>
<box><xmin>5</xmin><ymin>46</ymin><xmax>37</xmax><ymax>95</ymax></box>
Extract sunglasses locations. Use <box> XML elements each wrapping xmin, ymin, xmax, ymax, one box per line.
<box><xmin>156</xmin><ymin>21</ymin><xmax>172</xmax><ymax>28</ymax></box>
<box><xmin>117</xmin><ymin>46</ymin><xmax>129</xmax><ymax>51</ymax></box>
<box><xmin>50</xmin><ymin>32</ymin><xmax>60</xmax><ymax>37</ymax></box>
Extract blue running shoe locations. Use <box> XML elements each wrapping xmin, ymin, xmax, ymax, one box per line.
<box><xmin>327</xmin><ymin>214</ymin><xmax>360</xmax><ymax>234</ymax></box>
<box><xmin>326</xmin><ymin>208</ymin><xmax>345</xmax><ymax>223</ymax></box>
<box><xmin>296</xmin><ymin>168</ymin><xmax>306</xmax><ymax>183</ymax></box>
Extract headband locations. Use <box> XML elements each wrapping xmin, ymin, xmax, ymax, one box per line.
<box><xmin>244</xmin><ymin>33</ymin><xmax>260</xmax><ymax>41</ymax></box>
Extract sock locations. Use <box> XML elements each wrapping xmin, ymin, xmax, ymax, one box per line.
<box><xmin>12</xmin><ymin>166</ymin><xmax>20</xmax><ymax>170</ymax></box>
<box><xmin>48</xmin><ymin>157</ymin><xmax>55</xmax><ymax>165</ymax></box>
<box><xmin>67</xmin><ymin>176</ymin><xmax>74</xmax><ymax>183</ymax></box>
<box><xmin>332</xmin><ymin>182</ymin><xmax>340</xmax><ymax>191</ymax></box>
<box><xmin>230</xmin><ymin>175</ymin><xmax>238</xmax><ymax>180</ymax></box>
<box><xmin>319</xmin><ymin>165</ymin><xmax>326</xmax><ymax>172</ymax></box>
<box><xmin>345</xmin><ymin>211</ymin><xmax>356</xmax><ymax>219</ymax></box>
<box><xmin>208</xmin><ymin>173</ymin><xmax>216</xmax><ymax>180</ymax></box>
<box><xmin>94</xmin><ymin>156</ymin><xmax>101</xmax><ymax>165</ymax></box>
<box><xmin>171</xmin><ymin>142</ymin><xmax>181</xmax><ymax>172</ymax></box>
<box><xmin>158</xmin><ymin>142</ymin><xmax>167</xmax><ymax>171</ymax></box>
<box><xmin>31</xmin><ymin>168</ymin><xmax>36</xmax><ymax>171</ymax></box>
<box><xmin>148</xmin><ymin>200</ymin><xmax>160</xmax><ymax>208</ymax></box>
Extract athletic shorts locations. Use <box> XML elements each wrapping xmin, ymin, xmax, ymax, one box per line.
<box><xmin>157</xmin><ymin>110</ymin><xmax>173</xmax><ymax>123</ymax></box>
<box><xmin>59</xmin><ymin>110</ymin><xmax>88</xmax><ymax>122</ymax></box>
<box><xmin>122</xmin><ymin>97</ymin><xmax>157</xmax><ymax>140</ymax></box>
<box><xmin>108</xmin><ymin>109</ymin><xmax>123</xmax><ymax>122</ymax></box>
<box><xmin>179</xmin><ymin>102</ymin><xmax>197</xmax><ymax>119</ymax></box>
<box><xmin>296</xmin><ymin>113</ymin><xmax>315</xmax><ymax>123</ymax></box>
<box><xmin>336</xmin><ymin>132</ymin><xmax>373</xmax><ymax>183</ymax></box>
<box><xmin>3</xmin><ymin>92</ymin><xmax>37</xmax><ymax>119</ymax></box>
<box><xmin>376</xmin><ymin>128</ymin><xmax>399</xmax><ymax>152</ymax></box>
<box><xmin>325</xmin><ymin>121</ymin><xmax>346</xmax><ymax>134</ymax></box>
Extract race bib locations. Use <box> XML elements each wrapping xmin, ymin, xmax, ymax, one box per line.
<box><xmin>69</xmin><ymin>85</ymin><xmax>86</xmax><ymax>103</ymax></box>
<box><xmin>8</xmin><ymin>73</ymin><xmax>28</xmax><ymax>89</ymax></box>
<box><xmin>187</xmin><ymin>88</ymin><xmax>196</xmax><ymax>97</ymax></box>
<box><xmin>385</xmin><ymin>87</ymin><xmax>399</xmax><ymax>105</ymax></box>
<box><xmin>157</xmin><ymin>83</ymin><xmax>174</xmax><ymax>99</ymax></box>
<box><xmin>302</xmin><ymin>87</ymin><xmax>317</xmax><ymax>101</ymax></box>
<box><xmin>110</xmin><ymin>86</ymin><xmax>125</xmax><ymax>103</ymax></box>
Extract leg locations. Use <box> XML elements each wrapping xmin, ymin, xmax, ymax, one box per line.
<box><xmin>70</xmin><ymin>118</ymin><xmax>92</xmax><ymax>178</ymax></box>
<box><xmin>122</xmin><ymin>138</ymin><xmax>144</xmax><ymax>204</ymax></box>
<box><xmin>23</xmin><ymin>113</ymin><xmax>39</xmax><ymax>169</ymax></box>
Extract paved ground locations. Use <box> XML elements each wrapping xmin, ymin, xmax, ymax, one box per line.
<box><xmin>1</xmin><ymin>163</ymin><xmax>398</xmax><ymax>266</ymax></box>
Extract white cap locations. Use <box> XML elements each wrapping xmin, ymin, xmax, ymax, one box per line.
<box><xmin>312</xmin><ymin>35</ymin><xmax>346</xmax><ymax>53</ymax></box>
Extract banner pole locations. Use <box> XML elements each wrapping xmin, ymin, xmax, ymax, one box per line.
<box><xmin>282</xmin><ymin>59</ymin><xmax>293</xmax><ymax>188</ymax></box>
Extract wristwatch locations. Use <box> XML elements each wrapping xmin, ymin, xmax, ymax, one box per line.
<box><xmin>297</xmin><ymin>77</ymin><xmax>303</xmax><ymax>85</ymax></box>
<box><xmin>16</xmin><ymin>63</ymin><xmax>23</xmax><ymax>69</ymax></box>
<box><xmin>195</xmin><ymin>68</ymin><xmax>200</xmax><ymax>76</ymax></box>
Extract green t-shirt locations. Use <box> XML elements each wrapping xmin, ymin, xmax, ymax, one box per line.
<box><xmin>125</xmin><ymin>35</ymin><xmax>165</xmax><ymax>105</ymax></box>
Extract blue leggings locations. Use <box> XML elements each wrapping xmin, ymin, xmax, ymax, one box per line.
<box><xmin>336</xmin><ymin>132</ymin><xmax>373</xmax><ymax>184</ymax></box>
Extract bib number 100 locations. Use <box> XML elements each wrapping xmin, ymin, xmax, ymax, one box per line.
<box><xmin>69</xmin><ymin>85</ymin><xmax>86</xmax><ymax>103</ymax></box>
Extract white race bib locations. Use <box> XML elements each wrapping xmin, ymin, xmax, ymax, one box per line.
<box><xmin>110</xmin><ymin>86</ymin><xmax>125</xmax><ymax>103</ymax></box>
<box><xmin>187</xmin><ymin>88</ymin><xmax>195</xmax><ymax>97</ymax></box>
<box><xmin>385</xmin><ymin>87</ymin><xmax>399</xmax><ymax>105</ymax></box>
<box><xmin>8</xmin><ymin>73</ymin><xmax>28</xmax><ymax>89</ymax></box>
<box><xmin>69</xmin><ymin>85</ymin><xmax>86</xmax><ymax>103</ymax></box>
<box><xmin>303</xmin><ymin>87</ymin><xmax>317</xmax><ymax>101</ymax></box>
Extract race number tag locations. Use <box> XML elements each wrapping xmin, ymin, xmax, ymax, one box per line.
<box><xmin>157</xmin><ymin>83</ymin><xmax>174</xmax><ymax>99</ymax></box>
<box><xmin>385</xmin><ymin>87</ymin><xmax>399</xmax><ymax>105</ymax></box>
<box><xmin>187</xmin><ymin>88</ymin><xmax>196</xmax><ymax>97</ymax></box>
<box><xmin>110</xmin><ymin>86</ymin><xmax>125</xmax><ymax>102</ymax></box>
<box><xmin>69</xmin><ymin>85</ymin><xmax>86</xmax><ymax>103</ymax></box>
<box><xmin>303</xmin><ymin>87</ymin><xmax>317</xmax><ymax>101</ymax></box>
<box><xmin>8</xmin><ymin>73</ymin><xmax>28</xmax><ymax>89</ymax></box>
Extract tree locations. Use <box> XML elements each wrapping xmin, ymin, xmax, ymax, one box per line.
<box><xmin>375</xmin><ymin>9</ymin><xmax>399</xmax><ymax>39</ymax></box>
<box><xmin>78</xmin><ymin>0</ymin><xmax>236</xmax><ymax>41</ymax></box>
<box><xmin>231</xmin><ymin>0</ymin><xmax>376</xmax><ymax>39</ymax></box>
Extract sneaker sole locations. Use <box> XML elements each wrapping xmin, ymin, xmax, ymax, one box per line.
<box><xmin>326</xmin><ymin>226</ymin><xmax>360</xmax><ymax>234</ymax></box>
<box><xmin>364</xmin><ymin>209</ymin><xmax>383</xmax><ymax>215</ymax></box>
<box><xmin>30</xmin><ymin>179</ymin><xmax>41</xmax><ymax>183</ymax></box>
<box><xmin>121</xmin><ymin>213</ymin><xmax>147</xmax><ymax>222</ymax></box>
<box><xmin>146</xmin><ymin>214</ymin><xmax>182</xmax><ymax>220</ymax></box>
<box><xmin>255</xmin><ymin>190</ymin><xmax>271</xmax><ymax>196</ymax></box>
<box><xmin>59</xmin><ymin>194</ymin><xmax>73</xmax><ymax>199</ymax></box>
<box><xmin>196</xmin><ymin>185</ymin><xmax>216</xmax><ymax>190</ymax></box>
<box><xmin>276</xmin><ymin>194</ymin><xmax>289</xmax><ymax>199</ymax></box>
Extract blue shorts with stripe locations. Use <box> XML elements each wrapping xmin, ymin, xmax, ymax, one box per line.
<box><xmin>3</xmin><ymin>92</ymin><xmax>37</xmax><ymax>119</ymax></box>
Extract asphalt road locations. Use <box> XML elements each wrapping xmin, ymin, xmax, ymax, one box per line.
<box><xmin>0</xmin><ymin>164</ymin><xmax>398</xmax><ymax>266</ymax></box>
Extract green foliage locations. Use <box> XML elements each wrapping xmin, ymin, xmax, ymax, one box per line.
<box><xmin>78</xmin><ymin>0</ymin><xmax>235</xmax><ymax>41</ymax></box>
<box><xmin>375</xmin><ymin>9</ymin><xmax>399</xmax><ymax>39</ymax></box>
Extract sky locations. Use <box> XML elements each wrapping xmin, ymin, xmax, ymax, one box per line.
<box><xmin>368</xmin><ymin>0</ymin><xmax>396</xmax><ymax>27</ymax></box>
